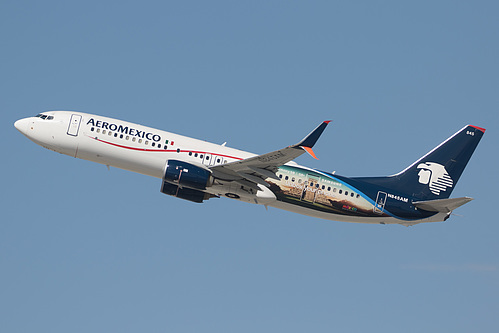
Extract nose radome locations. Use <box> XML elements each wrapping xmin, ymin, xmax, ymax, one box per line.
<box><xmin>14</xmin><ymin>118</ymin><xmax>30</xmax><ymax>135</ymax></box>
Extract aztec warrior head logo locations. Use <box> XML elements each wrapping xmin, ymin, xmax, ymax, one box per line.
<box><xmin>417</xmin><ymin>162</ymin><xmax>454</xmax><ymax>195</ymax></box>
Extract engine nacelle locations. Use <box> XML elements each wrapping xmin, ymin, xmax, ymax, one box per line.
<box><xmin>161</xmin><ymin>182</ymin><xmax>212</xmax><ymax>203</ymax></box>
<box><xmin>163</xmin><ymin>159</ymin><xmax>213</xmax><ymax>190</ymax></box>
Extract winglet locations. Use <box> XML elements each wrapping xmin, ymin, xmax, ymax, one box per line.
<box><xmin>296</xmin><ymin>120</ymin><xmax>331</xmax><ymax>148</ymax></box>
<box><xmin>301</xmin><ymin>146</ymin><xmax>318</xmax><ymax>159</ymax></box>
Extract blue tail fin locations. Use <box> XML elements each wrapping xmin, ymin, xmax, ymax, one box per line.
<box><xmin>354</xmin><ymin>125</ymin><xmax>485</xmax><ymax>200</ymax></box>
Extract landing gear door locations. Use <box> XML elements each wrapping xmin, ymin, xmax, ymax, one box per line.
<box><xmin>67</xmin><ymin>114</ymin><xmax>82</xmax><ymax>136</ymax></box>
<box><xmin>374</xmin><ymin>191</ymin><xmax>387</xmax><ymax>214</ymax></box>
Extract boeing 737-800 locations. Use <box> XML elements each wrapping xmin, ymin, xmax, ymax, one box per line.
<box><xmin>14</xmin><ymin>111</ymin><xmax>485</xmax><ymax>226</ymax></box>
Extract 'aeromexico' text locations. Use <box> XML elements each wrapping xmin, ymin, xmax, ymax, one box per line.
<box><xmin>87</xmin><ymin>118</ymin><xmax>162</xmax><ymax>142</ymax></box>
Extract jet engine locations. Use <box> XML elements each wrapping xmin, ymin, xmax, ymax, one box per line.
<box><xmin>160</xmin><ymin>160</ymin><xmax>214</xmax><ymax>203</ymax></box>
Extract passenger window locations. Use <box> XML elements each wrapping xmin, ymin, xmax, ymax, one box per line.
<box><xmin>322</xmin><ymin>185</ymin><xmax>325</xmax><ymax>190</ymax></box>
<box><xmin>145</xmin><ymin>141</ymin><xmax>149</xmax><ymax>145</ymax></box>
<box><xmin>120</xmin><ymin>134</ymin><xmax>123</xmax><ymax>139</ymax></box>
<box><xmin>285</xmin><ymin>176</ymin><xmax>289</xmax><ymax>180</ymax></box>
<box><xmin>126</xmin><ymin>135</ymin><xmax>129</xmax><ymax>140</ymax></box>
<box><xmin>114</xmin><ymin>133</ymin><xmax>118</xmax><ymax>137</ymax></box>
<box><xmin>291</xmin><ymin>177</ymin><xmax>295</xmax><ymax>182</ymax></box>
<box><xmin>327</xmin><ymin>187</ymin><xmax>331</xmax><ymax>191</ymax></box>
<box><xmin>108</xmin><ymin>131</ymin><xmax>112</xmax><ymax>136</ymax></box>
<box><xmin>351</xmin><ymin>192</ymin><xmax>354</xmax><ymax>197</ymax></box>
<box><xmin>339</xmin><ymin>189</ymin><xmax>342</xmax><ymax>194</ymax></box>
<box><xmin>90</xmin><ymin>127</ymin><xmax>94</xmax><ymax>131</ymax></box>
<box><xmin>356</xmin><ymin>194</ymin><xmax>360</xmax><ymax>198</ymax></box>
<box><xmin>102</xmin><ymin>130</ymin><xmax>106</xmax><ymax>134</ymax></box>
<box><xmin>316</xmin><ymin>184</ymin><xmax>319</xmax><ymax>188</ymax></box>
<box><xmin>152</xmin><ymin>142</ymin><xmax>155</xmax><ymax>147</ymax></box>
<box><xmin>177</xmin><ymin>149</ymin><xmax>180</xmax><ymax>153</ymax></box>
<box><xmin>132</xmin><ymin>137</ymin><xmax>136</xmax><ymax>142</ymax></box>
<box><xmin>345</xmin><ymin>191</ymin><xmax>348</xmax><ymax>196</ymax></box>
<box><xmin>96</xmin><ymin>129</ymin><xmax>100</xmax><ymax>133</ymax></box>
<box><xmin>189</xmin><ymin>152</ymin><xmax>192</xmax><ymax>156</ymax></box>
<box><xmin>138</xmin><ymin>139</ymin><xmax>142</xmax><ymax>143</ymax></box>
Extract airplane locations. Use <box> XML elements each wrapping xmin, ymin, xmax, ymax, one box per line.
<box><xmin>14</xmin><ymin>111</ymin><xmax>485</xmax><ymax>226</ymax></box>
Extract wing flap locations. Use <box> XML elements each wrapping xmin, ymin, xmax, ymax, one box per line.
<box><xmin>247</xmin><ymin>166</ymin><xmax>281</xmax><ymax>181</ymax></box>
<box><xmin>236</xmin><ymin>172</ymin><xmax>271</xmax><ymax>187</ymax></box>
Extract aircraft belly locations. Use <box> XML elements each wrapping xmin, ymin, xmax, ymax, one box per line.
<box><xmin>267</xmin><ymin>200</ymin><xmax>429</xmax><ymax>225</ymax></box>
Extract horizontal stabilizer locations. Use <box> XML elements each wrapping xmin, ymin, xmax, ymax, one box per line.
<box><xmin>413</xmin><ymin>197</ymin><xmax>474</xmax><ymax>213</ymax></box>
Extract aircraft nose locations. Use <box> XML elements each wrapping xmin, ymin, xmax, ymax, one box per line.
<box><xmin>14</xmin><ymin>118</ymin><xmax>30</xmax><ymax>135</ymax></box>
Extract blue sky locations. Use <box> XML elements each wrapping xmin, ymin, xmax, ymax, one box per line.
<box><xmin>1</xmin><ymin>1</ymin><xmax>498</xmax><ymax>332</ymax></box>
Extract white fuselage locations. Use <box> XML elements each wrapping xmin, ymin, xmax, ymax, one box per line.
<box><xmin>14</xmin><ymin>111</ymin><xmax>448</xmax><ymax>225</ymax></box>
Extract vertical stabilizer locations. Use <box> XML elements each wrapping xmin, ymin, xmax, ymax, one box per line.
<box><xmin>354</xmin><ymin>125</ymin><xmax>485</xmax><ymax>201</ymax></box>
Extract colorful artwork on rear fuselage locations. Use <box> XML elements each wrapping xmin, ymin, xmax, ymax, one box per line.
<box><xmin>268</xmin><ymin>165</ymin><xmax>389</xmax><ymax>217</ymax></box>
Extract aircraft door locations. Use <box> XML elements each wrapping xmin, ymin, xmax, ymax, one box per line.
<box><xmin>202</xmin><ymin>153</ymin><xmax>213</xmax><ymax>166</ymax></box>
<box><xmin>67</xmin><ymin>114</ymin><xmax>82</xmax><ymax>136</ymax></box>
<box><xmin>213</xmin><ymin>156</ymin><xmax>225</xmax><ymax>166</ymax></box>
<box><xmin>374</xmin><ymin>191</ymin><xmax>387</xmax><ymax>214</ymax></box>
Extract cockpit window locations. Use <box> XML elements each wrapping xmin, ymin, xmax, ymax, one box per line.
<box><xmin>35</xmin><ymin>114</ymin><xmax>54</xmax><ymax>120</ymax></box>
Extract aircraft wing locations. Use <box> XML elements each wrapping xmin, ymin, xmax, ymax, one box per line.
<box><xmin>210</xmin><ymin>121</ymin><xmax>330</xmax><ymax>190</ymax></box>
<box><xmin>413</xmin><ymin>197</ymin><xmax>474</xmax><ymax>213</ymax></box>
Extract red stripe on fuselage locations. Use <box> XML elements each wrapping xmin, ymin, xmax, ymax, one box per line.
<box><xmin>89</xmin><ymin>136</ymin><xmax>244</xmax><ymax>160</ymax></box>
